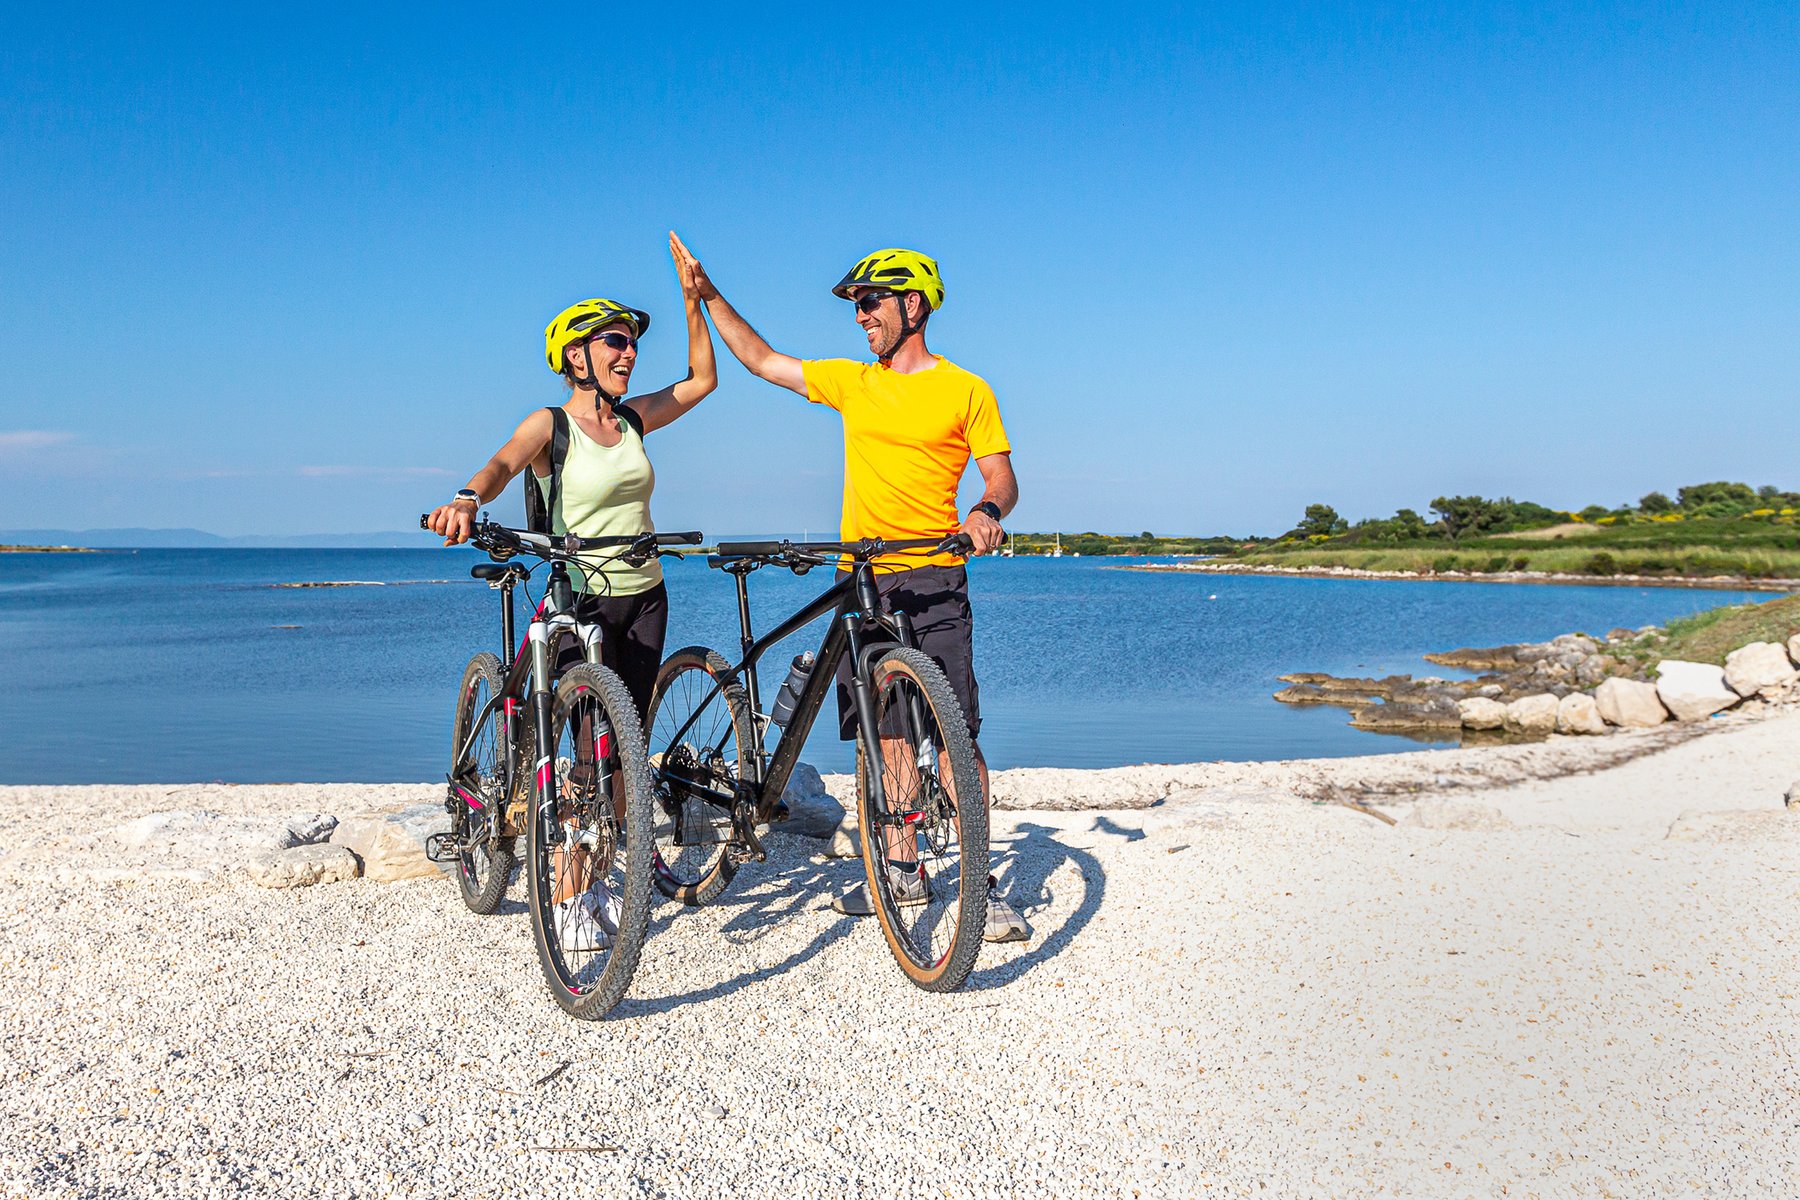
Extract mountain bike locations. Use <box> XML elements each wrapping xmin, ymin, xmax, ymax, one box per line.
<box><xmin>646</xmin><ymin>535</ymin><xmax>989</xmax><ymax>992</ymax></box>
<box><xmin>419</xmin><ymin>514</ymin><xmax>701</xmax><ymax>1019</ymax></box>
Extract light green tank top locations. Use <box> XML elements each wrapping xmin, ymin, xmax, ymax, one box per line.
<box><xmin>533</xmin><ymin>405</ymin><xmax>662</xmax><ymax>596</ymax></box>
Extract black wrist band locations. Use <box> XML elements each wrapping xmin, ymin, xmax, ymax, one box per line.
<box><xmin>971</xmin><ymin>501</ymin><xmax>1002</xmax><ymax>522</ymax></box>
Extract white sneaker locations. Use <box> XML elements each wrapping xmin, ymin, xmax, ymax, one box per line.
<box><xmin>584</xmin><ymin>882</ymin><xmax>622</xmax><ymax>938</ymax></box>
<box><xmin>983</xmin><ymin>878</ymin><xmax>1030</xmax><ymax>944</ymax></box>
<box><xmin>555</xmin><ymin>895</ymin><xmax>612</xmax><ymax>953</ymax></box>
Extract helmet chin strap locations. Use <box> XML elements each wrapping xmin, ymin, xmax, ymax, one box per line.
<box><xmin>568</xmin><ymin>336</ymin><xmax>626</xmax><ymax>404</ymax></box>
<box><xmin>876</xmin><ymin>294</ymin><xmax>927</xmax><ymax>362</ymax></box>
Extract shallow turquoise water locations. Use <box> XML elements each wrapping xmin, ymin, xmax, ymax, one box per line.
<box><xmin>0</xmin><ymin>549</ymin><xmax>1771</xmax><ymax>783</ymax></box>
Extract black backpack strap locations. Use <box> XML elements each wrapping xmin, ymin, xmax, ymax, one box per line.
<box><xmin>614</xmin><ymin>402</ymin><xmax>644</xmax><ymax>438</ymax></box>
<box><xmin>545</xmin><ymin>406</ymin><xmax>570</xmax><ymax>529</ymax></box>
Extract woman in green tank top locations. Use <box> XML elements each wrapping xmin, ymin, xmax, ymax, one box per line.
<box><xmin>426</xmin><ymin>233</ymin><xmax>717</xmax><ymax>723</ymax></box>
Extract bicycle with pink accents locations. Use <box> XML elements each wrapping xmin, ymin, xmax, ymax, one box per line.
<box><xmin>421</xmin><ymin>514</ymin><xmax>701</xmax><ymax>1020</ymax></box>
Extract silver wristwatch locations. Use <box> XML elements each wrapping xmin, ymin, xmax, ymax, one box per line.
<box><xmin>452</xmin><ymin>488</ymin><xmax>479</xmax><ymax>506</ymax></box>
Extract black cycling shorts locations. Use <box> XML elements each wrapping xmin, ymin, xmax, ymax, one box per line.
<box><xmin>834</xmin><ymin>564</ymin><xmax>981</xmax><ymax>742</ymax></box>
<box><xmin>552</xmin><ymin>582</ymin><xmax>668</xmax><ymax>724</ymax></box>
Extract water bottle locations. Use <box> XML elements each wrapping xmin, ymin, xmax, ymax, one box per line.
<box><xmin>769</xmin><ymin>651</ymin><xmax>816</xmax><ymax>727</ymax></box>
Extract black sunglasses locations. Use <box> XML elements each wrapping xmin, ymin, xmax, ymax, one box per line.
<box><xmin>852</xmin><ymin>289</ymin><xmax>898</xmax><ymax>314</ymax></box>
<box><xmin>592</xmin><ymin>331</ymin><xmax>637</xmax><ymax>351</ymax></box>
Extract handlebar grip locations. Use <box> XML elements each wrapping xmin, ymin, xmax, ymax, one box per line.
<box><xmin>715</xmin><ymin>540</ymin><xmax>786</xmax><ymax>556</ymax></box>
<box><xmin>419</xmin><ymin>514</ymin><xmax>432</xmax><ymax>530</ymax></box>
<box><xmin>658</xmin><ymin>531</ymin><xmax>705</xmax><ymax>546</ymax></box>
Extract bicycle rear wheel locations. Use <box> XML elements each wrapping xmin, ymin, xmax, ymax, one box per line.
<box><xmin>525</xmin><ymin>663</ymin><xmax>655</xmax><ymax>1019</ymax></box>
<box><xmin>645</xmin><ymin>647</ymin><xmax>753</xmax><ymax>906</ymax></box>
<box><xmin>855</xmin><ymin>647</ymin><xmax>988</xmax><ymax>991</ymax></box>
<box><xmin>448</xmin><ymin>652</ymin><xmax>516</xmax><ymax>914</ymax></box>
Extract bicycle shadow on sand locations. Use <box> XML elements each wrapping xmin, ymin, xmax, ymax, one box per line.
<box><xmin>615</xmin><ymin>835</ymin><xmax>874</xmax><ymax>1017</ymax></box>
<box><xmin>964</xmin><ymin>818</ymin><xmax>1113</xmax><ymax>991</ymax></box>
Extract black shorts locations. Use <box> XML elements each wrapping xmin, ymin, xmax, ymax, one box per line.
<box><xmin>834</xmin><ymin>564</ymin><xmax>981</xmax><ymax>742</ymax></box>
<box><xmin>553</xmin><ymin>582</ymin><xmax>668</xmax><ymax>724</ymax></box>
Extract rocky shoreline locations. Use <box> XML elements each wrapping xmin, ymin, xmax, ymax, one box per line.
<box><xmin>1277</xmin><ymin>626</ymin><xmax>1800</xmax><ymax>738</ymax></box>
<box><xmin>1126</xmin><ymin>560</ymin><xmax>1800</xmax><ymax>591</ymax></box>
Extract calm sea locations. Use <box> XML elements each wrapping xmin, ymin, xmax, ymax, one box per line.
<box><xmin>0</xmin><ymin>549</ymin><xmax>1771</xmax><ymax>784</ymax></box>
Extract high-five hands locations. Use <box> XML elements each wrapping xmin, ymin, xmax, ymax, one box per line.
<box><xmin>668</xmin><ymin>231</ymin><xmax>719</xmax><ymax>302</ymax></box>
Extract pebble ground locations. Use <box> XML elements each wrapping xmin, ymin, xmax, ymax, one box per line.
<box><xmin>3</xmin><ymin>716</ymin><xmax>1797</xmax><ymax>1198</ymax></box>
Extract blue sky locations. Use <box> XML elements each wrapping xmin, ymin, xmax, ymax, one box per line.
<box><xmin>2</xmin><ymin>3</ymin><xmax>1795</xmax><ymax>538</ymax></box>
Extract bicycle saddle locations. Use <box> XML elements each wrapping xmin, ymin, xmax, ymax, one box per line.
<box><xmin>470</xmin><ymin>562</ymin><xmax>529</xmax><ymax>583</ymax></box>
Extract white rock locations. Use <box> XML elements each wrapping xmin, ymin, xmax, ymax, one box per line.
<box><xmin>245</xmin><ymin>844</ymin><xmax>360</xmax><ymax>888</ymax></box>
<box><xmin>1593</xmin><ymin>677</ymin><xmax>1667</xmax><ymax>727</ymax></box>
<box><xmin>1723</xmin><ymin>641</ymin><xmax>1798</xmax><ymax>697</ymax></box>
<box><xmin>1654</xmin><ymin>660</ymin><xmax>1740</xmax><ymax>722</ymax></box>
<box><xmin>1786</xmin><ymin>780</ymin><xmax>1800</xmax><ymax>811</ymax></box>
<box><xmin>1555</xmin><ymin>692</ymin><xmax>1608</xmax><ymax>735</ymax></box>
<box><xmin>329</xmin><ymin>804</ymin><xmax>447</xmax><ymax>882</ymax></box>
<box><xmin>1502</xmin><ymin>694</ymin><xmax>1559</xmax><ymax>735</ymax></box>
<box><xmin>114</xmin><ymin>811</ymin><xmax>337</xmax><ymax>857</ymax></box>
<box><xmin>1456</xmin><ymin>697</ymin><xmax>1506</xmax><ymax>730</ymax></box>
<box><xmin>824</xmin><ymin>822</ymin><xmax>861</xmax><ymax>859</ymax></box>
<box><xmin>1787</xmin><ymin>632</ymin><xmax>1800</xmax><ymax>667</ymax></box>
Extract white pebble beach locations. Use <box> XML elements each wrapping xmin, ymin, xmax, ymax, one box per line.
<box><xmin>4</xmin><ymin>708</ymin><xmax>1798</xmax><ymax>1198</ymax></box>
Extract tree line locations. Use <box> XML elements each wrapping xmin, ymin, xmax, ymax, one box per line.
<box><xmin>1288</xmin><ymin>481</ymin><xmax>1800</xmax><ymax>544</ymax></box>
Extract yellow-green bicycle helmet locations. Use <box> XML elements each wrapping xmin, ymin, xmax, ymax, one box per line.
<box><xmin>831</xmin><ymin>249</ymin><xmax>944</xmax><ymax>311</ymax></box>
<box><xmin>543</xmin><ymin>298</ymin><xmax>651</xmax><ymax>373</ymax></box>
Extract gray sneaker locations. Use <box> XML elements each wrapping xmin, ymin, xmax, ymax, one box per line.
<box><xmin>832</xmin><ymin>864</ymin><xmax>930</xmax><ymax>915</ymax></box>
<box><xmin>983</xmin><ymin>879</ymin><xmax>1030</xmax><ymax>944</ymax></box>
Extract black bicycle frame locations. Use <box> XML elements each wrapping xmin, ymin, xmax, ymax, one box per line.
<box><xmin>659</xmin><ymin>557</ymin><xmax>918</xmax><ymax>844</ymax></box>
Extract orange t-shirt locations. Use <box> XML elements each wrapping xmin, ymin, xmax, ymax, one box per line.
<box><xmin>801</xmin><ymin>356</ymin><xmax>1011</xmax><ymax>567</ymax></box>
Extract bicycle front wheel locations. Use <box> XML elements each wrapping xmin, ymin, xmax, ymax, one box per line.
<box><xmin>855</xmin><ymin>647</ymin><xmax>989</xmax><ymax>992</ymax></box>
<box><xmin>645</xmin><ymin>647</ymin><xmax>753</xmax><ymax>906</ymax></box>
<box><xmin>448</xmin><ymin>652</ymin><xmax>516</xmax><ymax>914</ymax></box>
<box><xmin>525</xmin><ymin>663</ymin><xmax>655</xmax><ymax>1019</ymax></box>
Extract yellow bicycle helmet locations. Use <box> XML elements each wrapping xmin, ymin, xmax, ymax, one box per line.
<box><xmin>543</xmin><ymin>298</ymin><xmax>651</xmax><ymax>373</ymax></box>
<box><xmin>831</xmin><ymin>249</ymin><xmax>944</xmax><ymax>311</ymax></box>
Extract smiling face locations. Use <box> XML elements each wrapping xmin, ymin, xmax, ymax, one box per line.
<box><xmin>563</xmin><ymin>319</ymin><xmax>638</xmax><ymax>397</ymax></box>
<box><xmin>850</xmin><ymin>287</ymin><xmax>926</xmax><ymax>359</ymax></box>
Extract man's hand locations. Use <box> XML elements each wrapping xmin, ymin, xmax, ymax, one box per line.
<box><xmin>427</xmin><ymin>500</ymin><xmax>477</xmax><ymax>546</ymax></box>
<box><xmin>669</xmin><ymin>231</ymin><xmax>718</xmax><ymax>302</ymax></box>
<box><xmin>959</xmin><ymin>509</ymin><xmax>1006</xmax><ymax>555</ymax></box>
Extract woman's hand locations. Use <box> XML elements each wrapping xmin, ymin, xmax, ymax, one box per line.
<box><xmin>669</xmin><ymin>231</ymin><xmax>718</xmax><ymax>302</ymax></box>
<box><xmin>427</xmin><ymin>499</ymin><xmax>478</xmax><ymax>546</ymax></box>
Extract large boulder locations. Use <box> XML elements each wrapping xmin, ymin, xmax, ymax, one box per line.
<box><xmin>1502</xmin><ymin>694</ymin><xmax>1560</xmax><ymax>736</ymax></box>
<box><xmin>1723</xmin><ymin>641</ymin><xmax>1799</xmax><ymax>697</ymax></box>
<box><xmin>1456</xmin><ymin>697</ymin><xmax>1506</xmax><ymax>730</ymax></box>
<box><xmin>246</xmin><ymin>844</ymin><xmax>361</xmax><ymax>888</ymax></box>
<box><xmin>1655</xmin><ymin>660</ymin><xmax>1740</xmax><ymax>722</ymax></box>
<box><xmin>115</xmin><ymin>811</ymin><xmax>336</xmax><ymax>858</ymax></box>
<box><xmin>1789</xmin><ymin>634</ymin><xmax>1800</xmax><ymax>668</ymax></box>
<box><xmin>330</xmin><ymin>803</ymin><xmax>448</xmax><ymax>882</ymax></box>
<box><xmin>1594</xmin><ymin>677</ymin><xmax>1667</xmax><ymax>727</ymax></box>
<box><xmin>1555</xmin><ymin>692</ymin><xmax>1608</xmax><ymax>735</ymax></box>
<box><xmin>775</xmin><ymin>764</ymin><xmax>847</xmax><ymax>840</ymax></box>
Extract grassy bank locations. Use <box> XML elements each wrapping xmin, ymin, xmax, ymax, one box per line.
<box><xmin>1617</xmin><ymin>594</ymin><xmax>1800</xmax><ymax>669</ymax></box>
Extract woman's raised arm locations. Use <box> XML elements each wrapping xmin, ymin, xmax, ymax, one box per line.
<box><xmin>628</xmin><ymin>233</ymin><xmax>720</xmax><ymax>434</ymax></box>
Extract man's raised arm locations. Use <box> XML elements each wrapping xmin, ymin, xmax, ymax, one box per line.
<box><xmin>669</xmin><ymin>231</ymin><xmax>808</xmax><ymax>397</ymax></box>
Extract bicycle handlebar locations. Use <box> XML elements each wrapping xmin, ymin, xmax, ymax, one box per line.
<box><xmin>711</xmin><ymin>533</ymin><xmax>979</xmax><ymax>564</ymax></box>
<box><xmin>419</xmin><ymin>515</ymin><xmax>703</xmax><ymax>561</ymax></box>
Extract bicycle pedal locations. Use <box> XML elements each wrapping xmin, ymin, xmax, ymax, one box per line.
<box><xmin>424</xmin><ymin>832</ymin><xmax>462</xmax><ymax>864</ymax></box>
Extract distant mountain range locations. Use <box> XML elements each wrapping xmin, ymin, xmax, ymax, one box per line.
<box><xmin>0</xmin><ymin>528</ymin><xmax>422</xmax><ymax>549</ymax></box>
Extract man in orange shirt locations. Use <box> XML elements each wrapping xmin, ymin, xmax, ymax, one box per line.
<box><xmin>669</xmin><ymin>234</ymin><xmax>1029</xmax><ymax>944</ymax></box>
